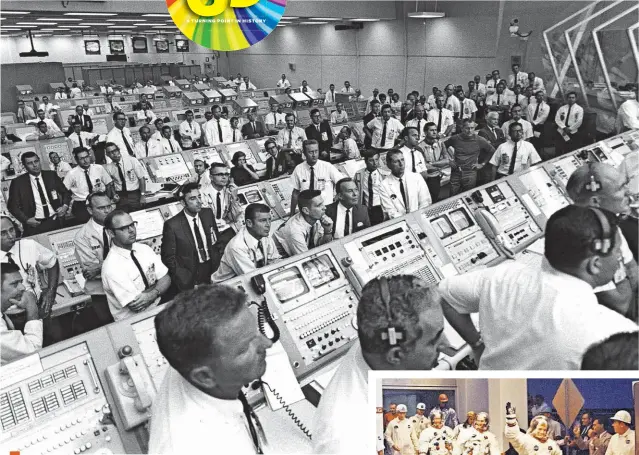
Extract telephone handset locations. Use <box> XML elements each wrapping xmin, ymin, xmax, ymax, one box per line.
<box><xmin>474</xmin><ymin>209</ymin><xmax>515</xmax><ymax>259</ymax></box>
<box><xmin>249</xmin><ymin>274</ymin><xmax>311</xmax><ymax>440</ymax></box>
<box><xmin>105</xmin><ymin>345</ymin><xmax>157</xmax><ymax>430</ymax></box>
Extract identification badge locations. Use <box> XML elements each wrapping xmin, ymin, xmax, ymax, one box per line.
<box><xmin>501</xmin><ymin>154</ymin><xmax>510</xmax><ymax>165</ymax></box>
<box><xmin>317</xmin><ymin>179</ymin><xmax>327</xmax><ymax>191</ymax></box>
<box><xmin>50</xmin><ymin>190</ymin><xmax>58</xmax><ymax>201</ymax></box>
<box><xmin>209</xmin><ymin>226</ymin><xmax>217</xmax><ymax>245</ymax></box>
<box><xmin>321</xmin><ymin>132</ymin><xmax>328</xmax><ymax>141</ymax></box>
<box><xmin>126</xmin><ymin>169</ymin><xmax>136</xmax><ymax>182</ymax></box>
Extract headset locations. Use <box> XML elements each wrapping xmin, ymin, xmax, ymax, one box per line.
<box><xmin>583</xmin><ymin>163</ymin><xmax>614</xmax><ymax>255</ymax></box>
<box><xmin>377</xmin><ymin>276</ymin><xmax>406</xmax><ymax>346</ymax></box>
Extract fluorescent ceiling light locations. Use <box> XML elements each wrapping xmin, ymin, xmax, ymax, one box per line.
<box><xmin>0</xmin><ymin>18</ymin><xmax>4</xmax><ymax>21</ymax></box>
<box><xmin>64</xmin><ymin>13</ymin><xmax>118</xmax><ymax>16</ymax></box>
<box><xmin>1</xmin><ymin>27</ymin><xmax>22</xmax><ymax>30</ymax></box>
<box><xmin>299</xmin><ymin>21</ymin><xmax>328</xmax><ymax>25</ymax></box>
<box><xmin>151</xmin><ymin>25</ymin><xmax>178</xmax><ymax>28</ymax></box>
<box><xmin>407</xmin><ymin>12</ymin><xmax>445</xmax><ymax>18</ymax></box>
<box><xmin>55</xmin><ymin>34</ymin><xmax>72</xmax><ymax>37</ymax></box>
<box><xmin>309</xmin><ymin>18</ymin><xmax>340</xmax><ymax>21</ymax></box>
<box><xmin>34</xmin><ymin>34</ymin><xmax>52</xmax><ymax>37</ymax></box>
<box><xmin>135</xmin><ymin>22</ymin><xmax>164</xmax><ymax>26</ymax></box>
<box><xmin>282</xmin><ymin>16</ymin><xmax>299</xmax><ymax>19</ymax></box>
<box><xmin>37</xmin><ymin>18</ymin><xmax>82</xmax><ymax>21</ymax></box>
<box><xmin>11</xmin><ymin>25</ymin><xmax>37</xmax><ymax>28</ymax></box>
<box><xmin>17</xmin><ymin>22</ymin><xmax>56</xmax><ymax>25</ymax></box>
<box><xmin>82</xmin><ymin>23</ymin><xmax>110</xmax><ymax>26</ymax></box>
<box><xmin>351</xmin><ymin>18</ymin><xmax>381</xmax><ymax>22</ymax></box>
<box><xmin>142</xmin><ymin>14</ymin><xmax>171</xmax><ymax>17</ymax></box>
<box><xmin>276</xmin><ymin>24</ymin><xmax>286</xmax><ymax>27</ymax></box>
<box><xmin>40</xmin><ymin>28</ymin><xmax>68</xmax><ymax>31</ymax></box>
<box><xmin>107</xmin><ymin>19</ymin><xmax>141</xmax><ymax>22</ymax></box>
<box><xmin>1</xmin><ymin>11</ymin><xmax>30</xmax><ymax>15</ymax></box>
<box><xmin>107</xmin><ymin>26</ymin><xmax>133</xmax><ymax>29</ymax></box>
<box><xmin>279</xmin><ymin>21</ymin><xmax>292</xmax><ymax>24</ymax></box>
<box><xmin>66</xmin><ymin>25</ymin><xmax>92</xmax><ymax>28</ymax></box>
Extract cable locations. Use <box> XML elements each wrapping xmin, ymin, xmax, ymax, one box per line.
<box><xmin>260</xmin><ymin>380</ymin><xmax>312</xmax><ymax>440</ymax></box>
<box><xmin>250</xmin><ymin>300</ymin><xmax>280</xmax><ymax>343</ymax></box>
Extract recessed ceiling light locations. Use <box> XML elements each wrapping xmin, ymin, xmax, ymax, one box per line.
<box><xmin>142</xmin><ymin>14</ymin><xmax>171</xmax><ymax>17</ymax></box>
<box><xmin>351</xmin><ymin>18</ymin><xmax>382</xmax><ymax>22</ymax></box>
<box><xmin>1</xmin><ymin>11</ymin><xmax>30</xmax><ymax>15</ymax></box>
<box><xmin>309</xmin><ymin>18</ymin><xmax>340</xmax><ymax>21</ymax></box>
<box><xmin>282</xmin><ymin>16</ymin><xmax>298</xmax><ymax>19</ymax></box>
<box><xmin>17</xmin><ymin>22</ymin><xmax>56</xmax><ymax>25</ymax></box>
<box><xmin>407</xmin><ymin>12</ymin><xmax>445</xmax><ymax>18</ymax></box>
<box><xmin>55</xmin><ymin>34</ymin><xmax>72</xmax><ymax>37</ymax></box>
<box><xmin>107</xmin><ymin>19</ymin><xmax>141</xmax><ymax>22</ymax></box>
<box><xmin>9</xmin><ymin>25</ymin><xmax>36</xmax><ymax>28</ymax></box>
<box><xmin>64</xmin><ymin>12</ymin><xmax>118</xmax><ymax>16</ymax></box>
<box><xmin>37</xmin><ymin>18</ymin><xmax>82</xmax><ymax>21</ymax></box>
<box><xmin>299</xmin><ymin>21</ymin><xmax>328</xmax><ymax>25</ymax></box>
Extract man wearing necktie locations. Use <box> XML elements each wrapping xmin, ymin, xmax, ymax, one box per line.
<box><xmin>8</xmin><ymin>151</ymin><xmax>70</xmax><ymax>236</ymax></box>
<box><xmin>229</xmin><ymin>117</ymin><xmax>242</xmax><ymax>143</ymax></box>
<box><xmin>106</xmin><ymin>112</ymin><xmax>136</xmax><ymax>158</ymax></box>
<box><xmin>325</xmin><ymin>178</ymin><xmax>371</xmax><ymax>240</ymax></box>
<box><xmin>102</xmin><ymin>210</ymin><xmax>171</xmax><ymax>322</ymax></box>
<box><xmin>72</xmin><ymin>192</ymin><xmax>117</xmax><ymax>330</ymax></box>
<box><xmin>104</xmin><ymin>143</ymin><xmax>147</xmax><ymax>212</ymax></box>
<box><xmin>364</xmin><ymin>104</ymin><xmax>403</xmax><ymax>151</ymax></box>
<box><xmin>406</xmin><ymin>104</ymin><xmax>428</xmax><ymax>142</ymax></box>
<box><xmin>555</xmin><ymin>91</ymin><xmax>584</xmax><ymax>156</ymax></box>
<box><xmin>426</xmin><ymin>96</ymin><xmax>455</xmax><ymax>139</ymax></box>
<box><xmin>74</xmin><ymin>105</ymin><xmax>93</xmax><ymax>132</ymax></box>
<box><xmin>16</xmin><ymin>100</ymin><xmax>36</xmax><ymax>123</ymax></box>
<box><xmin>305</xmin><ymin>108</ymin><xmax>333</xmax><ymax>160</ymax></box>
<box><xmin>149</xmin><ymin>285</ymin><xmax>273</xmax><ymax>454</ymax></box>
<box><xmin>241</xmin><ymin>112</ymin><xmax>265</xmax><ymax>139</ymax></box>
<box><xmin>69</xmin><ymin>122</ymin><xmax>97</xmax><ymax>151</ymax></box>
<box><xmin>204</xmin><ymin>105</ymin><xmax>231</xmax><ymax>146</ymax></box>
<box><xmin>160</xmin><ymin>126</ymin><xmax>182</xmax><ymax>155</ymax></box>
<box><xmin>487</xmin><ymin>83</ymin><xmax>509</xmax><ymax>124</ymax></box>
<box><xmin>276</xmin><ymin>113</ymin><xmax>307</xmax><ymax>160</ymax></box>
<box><xmin>212</xmin><ymin>203</ymin><xmax>282</xmax><ymax>282</ymax></box>
<box><xmin>178</xmin><ymin>110</ymin><xmax>202</xmax><ymax>149</ymax></box>
<box><xmin>379</xmin><ymin>149</ymin><xmax>432</xmax><ymax>219</ymax></box>
<box><xmin>490</xmin><ymin>122</ymin><xmax>541</xmax><ymax>179</ymax></box>
<box><xmin>399</xmin><ymin>127</ymin><xmax>428</xmax><ymax>177</ymax></box>
<box><xmin>354</xmin><ymin>151</ymin><xmax>389</xmax><ymax>226</ymax></box>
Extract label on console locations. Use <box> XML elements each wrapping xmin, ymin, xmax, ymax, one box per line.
<box><xmin>0</xmin><ymin>354</ymin><xmax>43</xmax><ymax>389</ymax></box>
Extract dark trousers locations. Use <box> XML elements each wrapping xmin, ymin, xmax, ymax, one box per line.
<box><xmin>425</xmin><ymin>175</ymin><xmax>442</xmax><ymax>202</ymax></box>
<box><xmin>23</xmin><ymin>217</ymin><xmax>65</xmax><ymax>237</ymax></box>
<box><xmin>71</xmin><ymin>201</ymin><xmax>91</xmax><ymax>224</ymax></box>
<box><xmin>368</xmin><ymin>205</ymin><xmax>385</xmax><ymax>226</ymax></box>
<box><xmin>116</xmin><ymin>190</ymin><xmax>142</xmax><ymax>212</ymax></box>
<box><xmin>70</xmin><ymin>295</ymin><xmax>114</xmax><ymax>335</ymax></box>
<box><xmin>555</xmin><ymin>132</ymin><xmax>581</xmax><ymax>156</ymax></box>
<box><xmin>195</xmin><ymin>261</ymin><xmax>213</xmax><ymax>286</ymax></box>
<box><xmin>450</xmin><ymin>169</ymin><xmax>478</xmax><ymax>195</ymax></box>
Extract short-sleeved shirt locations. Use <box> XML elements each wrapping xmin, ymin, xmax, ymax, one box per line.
<box><xmin>0</xmin><ymin>239</ymin><xmax>57</xmax><ymax>299</ymax></box>
<box><xmin>272</xmin><ymin>212</ymin><xmax>325</xmax><ymax>257</ymax></box>
<box><xmin>501</xmin><ymin>118</ymin><xmax>534</xmax><ymax>140</ymax></box>
<box><xmin>276</xmin><ymin>127</ymin><xmax>307</xmax><ymax>154</ymax></box>
<box><xmin>330</xmin><ymin>110</ymin><xmax>349</xmax><ymax>124</ymax></box>
<box><xmin>426</xmin><ymin>108</ymin><xmax>455</xmax><ymax>135</ymax></box>
<box><xmin>489</xmin><ymin>139</ymin><xmax>541</xmax><ymax>175</ymax></box>
<box><xmin>333</xmin><ymin>138</ymin><xmax>360</xmax><ymax>160</ymax></box>
<box><xmin>400</xmin><ymin>145</ymin><xmax>428</xmax><ymax>173</ymax></box>
<box><xmin>102</xmin><ymin>243</ymin><xmax>168</xmax><ymax>321</ymax></box>
<box><xmin>405</xmin><ymin>118</ymin><xmax>428</xmax><ymax>142</ymax></box>
<box><xmin>460</xmin><ymin>98</ymin><xmax>478</xmax><ymax>119</ymax></box>
<box><xmin>63</xmin><ymin>164</ymin><xmax>113</xmax><ymax>202</ymax></box>
<box><xmin>291</xmin><ymin>160</ymin><xmax>344</xmax><ymax>206</ymax></box>
<box><xmin>367</xmin><ymin>117</ymin><xmax>404</xmax><ymax>149</ymax></box>
<box><xmin>104</xmin><ymin>155</ymin><xmax>146</xmax><ymax>192</ymax></box>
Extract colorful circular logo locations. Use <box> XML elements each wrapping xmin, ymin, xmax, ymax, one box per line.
<box><xmin>167</xmin><ymin>0</ymin><xmax>286</xmax><ymax>51</ymax></box>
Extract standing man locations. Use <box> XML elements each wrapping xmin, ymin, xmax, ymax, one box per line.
<box><xmin>305</xmin><ymin>108</ymin><xmax>334</xmax><ymax>160</ymax></box>
<box><xmin>568</xmin><ymin>413</ymin><xmax>593</xmax><ymax>455</ymax></box>
<box><xmin>49</xmin><ymin>152</ymin><xmax>73</xmax><ymax>180</ymax></box>
<box><xmin>276</xmin><ymin>73</ymin><xmax>291</xmax><ymax>88</ymax></box>
<box><xmin>363</xmin><ymin>99</ymin><xmax>382</xmax><ymax>149</ymax></box>
<box><xmin>68</xmin><ymin>122</ymin><xmax>97</xmax><ymax>150</ymax></box>
<box><xmin>507</xmin><ymin>85</ymin><xmax>528</xmax><ymax>116</ymax></box>
<box><xmin>426</xmin><ymin>96</ymin><xmax>455</xmax><ymax>139</ymax></box>
<box><xmin>490</xmin><ymin>122</ymin><xmax>542</xmax><ymax>179</ymax></box>
<box><xmin>272</xmin><ymin>190</ymin><xmax>334</xmax><ymax>257</ymax></box>
<box><xmin>241</xmin><ymin>112</ymin><xmax>266</xmax><ymax>139</ymax></box>
<box><xmin>508</xmin><ymin>64</ymin><xmax>528</xmax><ymax>89</ymax></box>
<box><xmin>133</xmin><ymin>126</ymin><xmax>162</xmax><ymax>158</ymax></box>
<box><xmin>446</xmin><ymin>118</ymin><xmax>495</xmax><ymax>195</ymax></box>
<box><xmin>456</xmin><ymin>89</ymin><xmax>478</xmax><ymax>124</ymax></box>
<box><xmin>365</xmin><ymin>104</ymin><xmax>404</xmax><ymax>151</ymax></box>
<box><xmin>325</xmin><ymin>84</ymin><xmax>337</xmax><ymax>104</ymax></box>
<box><xmin>161</xmin><ymin>183</ymin><xmax>218</xmax><ymax>292</ymax></box>
<box><xmin>105</xmin><ymin>93</ymin><xmax>121</xmax><ymax>113</ymax></box>
<box><xmin>555</xmin><ymin>91</ymin><xmax>584</xmax><ymax>156</ymax></box>
<box><xmin>616</xmin><ymin>89</ymin><xmax>639</xmax><ymax>132</ymax></box>
<box><xmin>178</xmin><ymin>110</ymin><xmax>202</xmax><ymax>149</ymax></box>
<box><xmin>1</xmin><ymin>263</ymin><xmax>43</xmax><ymax>365</ymax></box>
<box><xmin>229</xmin><ymin>117</ymin><xmax>242</xmax><ymax>143</ymax></box>
<box><xmin>341</xmin><ymin>81</ymin><xmax>356</xmax><ymax>94</ymax></box>
<box><xmin>418</xmin><ymin>411</ymin><xmax>454</xmax><ymax>455</ymax></box>
<box><xmin>385</xmin><ymin>404</ymin><xmax>414</xmax><ymax>455</ymax></box>
<box><xmin>276</xmin><ymin>112</ymin><xmax>307</xmax><ymax>160</ymax></box>
<box><xmin>502</xmin><ymin>104</ymin><xmax>534</xmax><ymax>140</ymax></box>
<box><xmin>528</xmin><ymin>91</ymin><xmax>551</xmax><ymax>152</ymax></box>
<box><xmin>158</xmin><ymin>126</ymin><xmax>183</xmax><ymax>155</ymax></box>
<box><xmin>330</xmin><ymin>102</ymin><xmax>349</xmax><ymax>124</ymax></box>
<box><xmin>531</xmin><ymin>395</ymin><xmax>550</xmax><ymax>417</ymax></box>
<box><xmin>528</xmin><ymin>72</ymin><xmax>545</xmax><ymax>94</ymax></box>
<box><xmin>354</xmin><ymin>151</ymin><xmax>389</xmax><ymax>226</ymax></box>
<box><xmin>486</xmin><ymin>70</ymin><xmax>501</xmax><ymax>96</ymax></box>
<box><xmin>399</xmin><ymin>127</ymin><xmax>428</xmax><ymax>176</ymax></box>
<box><xmin>8</xmin><ymin>151</ymin><xmax>70</xmax><ymax>236</ymax></box>
<box><xmin>379</xmin><ymin>149</ymin><xmax>432</xmax><ymax>219</ymax></box>
<box><xmin>289</xmin><ymin>140</ymin><xmax>344</xmax><ymax>216</ymax></box>
<box><xmin>63</xmin><ymin>148</ymin><xmax>115</xmax><ymax>223</ymax></box>
<box><xmin>429</xmin><ymin>394</ymin><xmax>459</xmax><ymax>430</ymax></box>
<box><xmin>204</xmin><ymin>105</ymin><xmax>231</xmax><ymax>146</ymax></box>
<box><xmin>443</xmin><ymin>84</ymin><xmax>461</xmax><ymax>121</ymax></box>
<box><xmin>473</xmin><ymin>75</ymin><xmax>487</xmax><ymax>97</ymax></box>
<box><xmin>211</xmin><ymin>203</ymin><xmax>281</xmax><ymax>282</ymax></box>
<box><xmin>406</xmin><ymin>104</ymin><xmax>428</xmax><ymax>142</ymax></box>
<box><xmin>38</xmin><ymin>96</ymin><xmax>56</xmax><ymax>119</ymax></box>
<box><xmin>73</xmin><ymin>105</ymin><xmax>93</xmax><ymax>132</ymax></box>
<box><xmin>104</xmin><ymin>143</ymin><xmax>146</xmax><ymax>212</ymax></box>
<box><xmin>583</xmin><ymin>418</ymin><xmax>611</xmax><ymax>455</ymax></box>
<box><xmin>102</xmin><ymin>210</ymin><xmax>171</xmax><ymax>321</ymax></box>
<box><xmin>107</xmin><ymin>112</ymin><xmax>137</xmax><ymax>157</ymax></box>
<box><xmin>410</xmin><ymin>403</ymin><xmax>431</xmax><ymax>451</ymax></box>
<box><xmin>419</xmin><ymin>122</ymin><xmax>451</xmax><ymax>202</ymax></box>
<box><xmin>606</xmin><ymin>411</ymin><xmax>634</xmax><ymax>455</ymax></box>
<box><xmin>325</xmin><ymin>177</ymin><xmax>371</xmax><ymax>239</ymax></box>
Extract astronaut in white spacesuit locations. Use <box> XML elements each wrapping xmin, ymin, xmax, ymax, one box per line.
<box><xmin>504</xmin><ymin>403</ymin><xmax>562</xmax><ymax>455</ymax></box>
<box><xmin>386</xmin><ymin>404</ymin><xmax>416</xmax><ymax>455</ymax></box>
<box><xmin>456</xmin><ymin>412</ymin><xmax>500</xmax><ymax>455</ymax></box>
<box><xmin>419</xmin><ymin>410</ymin><xmax>454</xmax><ymax>455</ymax></box>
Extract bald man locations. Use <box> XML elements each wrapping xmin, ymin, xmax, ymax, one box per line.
<box><xmin>566</xmin><ymin>162</ymin><xmax>638</xmax><ymax>320</ymax></box>
<box><xmin>429</xmin><ymin>394</ymin><xmax>459</xmax><ymax>429</ymax></box>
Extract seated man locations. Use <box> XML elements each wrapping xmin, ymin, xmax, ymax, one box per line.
<box><xmin>212</xmin><ymin>203</ymin><xmax>281</xmax><ymax>282</ymax></box>
<box><xmin>331</xmin><ymin>126</ymin><xmax>360</xmax><ymax>161</ymax></box>
<box><xmin>313</xmin><ymin>275</ymin><xmax>446</xmax><ymax>454</ymax></box>
<box><xmin>25</xmin><ymin>122</ymin><xmax>64</xmax><ymax>141</ymax></box>
<box><xmin>272</xmin><ymin>189</ymin><xmax>334</xmax><ymax>257</ymax></box>
<box><xmin>325</xmin><ymin>178</ymin><xmax>370</xmax><ymax>239</ymax></box>
<box><xmin>149</xmin><ymin>284</ymin><xmax>273</xmax><ymax>453</ymax></box>
<box><xmin>439</xmin><ymin>205</ymin><xmax>639</xmax><ymax>369</ymax></box>
<box><xmin>1</xmin><ymin>263</ymin><xmax>43</xmax><ymax>365</ymax></box>
<box><xmin>102</xmin><ymin>210</ymin><xmax>171</xmax><ymax>321</ymax></box>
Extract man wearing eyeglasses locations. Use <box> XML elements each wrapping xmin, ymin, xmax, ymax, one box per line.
<box><xmin>212</xmin><ymin>203</ymin><xmax>281</xmax><ymax>283</ymax></box>
<box><xmin>102</xmin><ymin>209</ymin><xmax>171</xmax><ymax>321</ymax></box>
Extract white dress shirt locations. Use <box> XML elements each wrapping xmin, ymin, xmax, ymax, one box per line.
<box><xmin>529</xmin><ymin>77</ymin><xmax>545</xmax><ymax>93</ymax></box>
<box><xmin>264</xmin><ymin>112</ymin><xmax>287</xmax><ymax>128</ymax></box>
<box><xmin>330</xmin><ymin>110</ymin><xmax>348</xmax><ymax>124</ymax></box>
<box><xmin>427</xmin><ymin>108</ymin><xmax>455</xmax><ymax>136</ymax></box>
<box><xmin>379</xmin><ymin>172</ymin><xmax>432</xmax><ymax>219</ymax></box>
<box><xmin>199</xmin><ymin>185</ymin><xmax>232</xmax><ymax>232</ymax></box>
<box><xmin>527</xmin><ymin>101</ymin><xmax>551</xmax><ymax>126</ymax></box>
<box><xmin>485</xmin><ymin>79</ymin><xmax>499</xmax><ymax>96</ymax></box>
<box><xmin>475</xmin><ymin>83</ymin><xmax>487</xmax><ymax>96</ymax></box>
<box><xmin>312</xmin><ymin>344</ymin><xmax>371</xmax><ymax>454</ymax></box>
<box><xmin>104</xmin><ymin>155</ymin><xmax>146</xmax><ymax>192</ymax></box>
<box><xmin>211</xmin><ymin>227</ymin><xmax>281</xmax><ymax>282</ymax></box>
<box><xmin>52</xmin><ymin>161</ymin><xmax>73</xmax><ymax>180</ymax></box>
<box><xmin>438</xmin><ymin>258</ymin><xmax>639</xmax><ymax>369</ymax></box>
<box><xmin>54</xmin><ymin>92</ymin><xmax>67</xmax><ymax>100</ymax></box>
<box><xmin>490</xmin><ymin>139</ymin><xmax>541</xmax><ymax>175</ymax></box>
<box><xmin>332</xmin><ymin>202</ymin><xmax>354</xmax><ymax>240</ymax></box>
<box><xmin>272</xmin><ymin>212</ymin><xmax>324</xmax><ymax>257</ymax></box>
<box><xmin>486</xmin><ymin>93</ymin><xmax>510</xmax><ymax>108</ymax></box>
<box><xmin>183</xmin><ymin>211</ymin><xmax>210</xmax><ymax>263</ymax></box>
<box><xmin>28</xmin><ymin>173</ymin><xmax>54</xmax><ymax>219</ymax></box>
<box><xmin>616</xmin><ymin>99</ymin><xmax>639</xmax><ymax>131</ymax></box>
<box><xmin>102</xmin><ymin>243</ymin><xmax>168</xmax><ymax>321</ymax></box>
<box><xmin>444</xmin><ymin>95</ymin><xmax>461</xmax><ymax>114</ymax></box>
<box><xmin>501</xmin><ymin>118</ymin><xmax>534</xmax><ymax>139</ymax></box>
<box><xmin>68</xmin><ymin>130</ymin><xmax>97</xmax><ymax>150</ymax></box>
<box><xmin>157</xmin><ymin>136</ymin><xmax>183</xmax><ymax>155</ymax></box>
<box><xmin>178</xmin><ymin>120</ymin><xmax>202</xmax><ymax>142</ymax></box>
<box><xmin>39</xmin><ymin>103</ymin><xmax>56</xmax><ymax>118</ymax></box>
<box><xmin>133</xmin><ymin>139</ymin><xmax>163</xmax><ymax>158</ymax></box>
<box><xmin>605</xmin><ymin>429</ymin><xmax>635</xmax><ymax>455</ymax></box>
<box><xmin>341</xmin><ymin>87</ymin><xmax>356</xmax><ymax>94</ymax></box>
<box><xmin>406</xmin><ymin>118</ymin><xmax>428</xmax><ymax>142</ymax></box>
<box><xmin>367</xmin><ymin>117</ymin><xmax>404</xmax><ymax>149</ymax></box>
<box><xmin>508</xmin><ymin>71</ymin><xmax>529</xmax><ymax>89</ymax></box>
<box><xmin>276</xmin><ymin>127</ymin><xmax>307</xmax><ymax>154</ymax></box>
<box><xmin>506</xmin><ymin>93</ymin><xmax>528</xmax><ymax>112</ymax></box>
<box><xmin>555</xmin><ymin>103</ymin><xmax>584</xmax><ymax>134</ymax></box>
<box><xmin>325</xmin><ymin>90</ymin><xmax>337</xmax><ymax>104</ymax></box>
<box><xmin>291</xmin><ymin>160</ymin><xmax>344</xmax><ymax>207</ymax></box>
<box><xmin>136</xmin><ymin>109</ymin><xmax>157</xmax><ymax>124</ymax></box>
<box><xmin>1</xmin><ymin>314</ymin><xmax>43</xmax><ymax>366</ymax></box>
<box><xmin>70</xmin><ymin>87</ymin><xmax>82</xmax><ymax>98</ymax></box>
<box><xmin>204</xmin><ymin>117</ymin><xmax>232</xmax><ymax>145</ymax></box>
<box><xmin>106</xmin><ymin>126</ymin><xmax>136</xmax><ymax>156</ymax></box>
<box><xmin>239</xmin><ymin>81</ymin><xmax>257</xmax><ymax>91</ymax></box>
<box><xmin>276</xmin><ymin>78</ymin><xmax>291</xmax><ymax>88</ymax></box>
<box><xmin>400</xmin><ymin>145</ymin><xmax>428</xmax><ymax>174</ymax></box>
<box><xmin>63</xmin><ymin>164</ymin><xmax>112</xmax><ymax>202</ymax></box>
<box><xmin>148</xmin><ymin>367</ymin><xmax>262</xmax><ymax>455</ymax></box>
<box><xmin>0</xmin><ymin>239</ymin><xmax>57</xmax><ymax>300</ymax></box>
<box><xmin>332</xmin><ymin>137</ymin><xmax>360</xmax><ymax>160</ymax></box>
<box><xmin>460</xmin><ymin>98</ymin><xmax>478</xmax><ymax>119</ymax></box>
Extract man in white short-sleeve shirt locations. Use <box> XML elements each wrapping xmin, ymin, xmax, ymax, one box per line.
<box><xmin>501</xmin><ymin>104</ymin><xmax>533</xmax><ymax>140</ymax></box>
<box><xmin>490</xmin><ymin>122</ymin><xmax>541</xmax><ymax>178</ymax></box>
<box><xmin>426</xmin><ymin>96</ymin><xmax>455</xmax><ymax>138</ymax></box>
<box><xmin>379</xmin><ymin>149</ymin><xmax>432</xmax><ymax>219</ymax></box>
<box><xmin>102</xmin><ymin>211</ymin><xmax>171</xmax><ymax>321</ymax></box>
<box><xmin>290</xmin><ymin>140</ymin><xmax>344</xmax><ymax>216</ymax></box>
<box><xmin>438</xmin><ymin>205</ymin><xmax>639</xmax><ymax>370</ymax></box>
<box><xmin>365</xmin><ymin>103</ymin><xmax>404</xmax><ymax>150</ymax></box>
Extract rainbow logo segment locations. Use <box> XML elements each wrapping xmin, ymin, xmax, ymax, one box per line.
<box><xmin>167</xmin><ymin>0</ymin><xmax>286</xmax><ymax>51</ymax></box>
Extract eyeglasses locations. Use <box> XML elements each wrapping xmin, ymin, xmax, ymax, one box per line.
<box><xmin>112</xmin><ymin>221</ymin><xmax>138</xmax><ymax>232</ymax></box>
